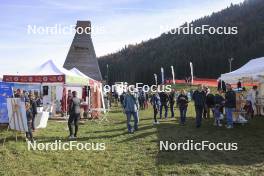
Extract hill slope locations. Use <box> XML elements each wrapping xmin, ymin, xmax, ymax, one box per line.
<box><xmin>98</xmin><ymin>0</ymin><xmax>264</xmax><ymax>84</ymax></box>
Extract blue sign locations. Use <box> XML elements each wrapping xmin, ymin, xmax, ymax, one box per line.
<box><xmin>0</xmin><ymin>82</ymin><xmax>14</xmax><ymax>123</ymax></box>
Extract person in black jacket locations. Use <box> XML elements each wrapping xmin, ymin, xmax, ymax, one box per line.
<box><xmin>213</xmin><ymin>90</ymin><xmax>225</xmax><ymax>127</ymax></box>
<box><xmin>177</xmin><ymin>89</ymin><xmax>189</xmax><ymax>125</ymax></box>
<box><xmin>192</xmin><ymin>85</ymin><xmax>206</xmax><ymax>128</ymax></box>
<box><xmin>120</xmin><ymin>92</ymin><xmax>126</xmax><ymax>107</ymax></box>
<box><xmin>205</xmin><ymin>91</ymin><xmax>215</xmax><ymax>119</ymax></box>
<box><xmin>29</xmin><ymin>94</ymin><xmax>38</xmax><ymax>131</ymax></box>
<box><xmin>159</xmin><ymin>91</ymin><xmax>169</xmax><ymax>119</ymax></box>
<box><xmin>68</xmin><ymin>91</ymin><xmax>81</xmax><ymax>139</ymax></box>
<box><xmin>169</xmin><ymin>89</ymin><xmax>176</xmax><ymax>118</ymax></box>
<box><xmin>214</xmin><ymin>89</ymin><xmax>225</xmax><ymax>114</ymax></box>
<box><xmin>225</xmin><ymin>84</ymin><xmax>236</xmax><ymax>129</ymax></box>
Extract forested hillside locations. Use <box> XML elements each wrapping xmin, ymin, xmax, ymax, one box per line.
<box><xmin>98</xmin><ymin>0</ymin><xmax>264</xmax><ymax>84</ymax></box>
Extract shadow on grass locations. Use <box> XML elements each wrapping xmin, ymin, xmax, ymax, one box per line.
<box><xmin>37</xmin><ymin>131</ymin><xmax>129</xmax><ymax>143</ymax></box>
<box><xmin>113</xmin><ymin>115</ymin><xmax>153</xmax><ymax>125</ymax></box>
<box><xmin>109</xmin><ymin>109</ymin><xmax>123</xmax><ymax>113</ymax></box>
<box><xmin>156</xmin><ymin>117</ymin><xmax>264</xmax><ymax>166</ymax></box>
<box><xmin>92</xmin><ymin>124</ymin><xmax>153</xmax><ymax>134</ymax></box>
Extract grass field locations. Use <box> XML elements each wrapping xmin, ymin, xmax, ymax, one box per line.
<box><xmin>1</xmin><ymin>103</ymin><xmax>264</xmax><ymax>176</ymax></box>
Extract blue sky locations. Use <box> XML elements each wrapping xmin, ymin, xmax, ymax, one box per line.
<box><xmin>0</xmin><ymin>0</ymin><xmax>244</xmax><ymax>75</ymax></box>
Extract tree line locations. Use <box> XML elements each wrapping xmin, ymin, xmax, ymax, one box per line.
<box><xmin>98</xmin><ymin>0</ymin><xmax>264</xmax><ymax>85</ymax></box>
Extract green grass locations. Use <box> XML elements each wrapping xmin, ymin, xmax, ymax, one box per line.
<box><xmin>1</xmin><ymin>103</ymin><xmax>264</xmax><ymax>176</ymax></box>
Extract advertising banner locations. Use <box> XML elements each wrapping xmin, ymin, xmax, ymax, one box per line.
<box><xmin>0</xmin><ymin>82</ymin><xmax>14</xmax><ymax>123</ymax></box>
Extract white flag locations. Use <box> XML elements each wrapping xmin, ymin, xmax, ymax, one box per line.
<box><xmin>161</xmin><ymin>67</ymin><xmax>164</xmax><ymax>84</ymax></box>
<box><xmin>171</xmin><ymin>66</ymin><xmax>175</xmax><ymax>84</ymax></box>
<box><xmin>154</xmin><ymin>74</ymin><xmax>158</xmax><ymax>85</ymax></box>
<box><xmin>190</xmin><ymin>62</ymin><xmax>194</xmax><ymax>85</ymax></box>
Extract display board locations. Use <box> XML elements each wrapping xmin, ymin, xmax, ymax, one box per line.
<box><xmin>0</xmin><ymin>82</ymin><xmax>14</xmax><ymax>123</ymax></box>
<box><xmin>7</xmin><ymin>98</ymin><xmax>28</xmax><ymax>132</ymax></box>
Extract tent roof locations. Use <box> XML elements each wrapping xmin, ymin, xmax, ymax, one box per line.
<box><xmin>3</xmin><ymin>60</ymin><xmax>89</xmax><ymax>85</ymax></box>
<box><xmin>25</xmin><ymin>60</ymin><xmax>78</xmax><ymax>77</ymax></box>
<box><xmin>70</xmin><ymin>68</ymin><xmax>101</xmax><ymax>85</ymax></box>
<box><xmin>70</xmin><ymin>68</ymin><xmax>89</xmax><ymax>78</ymax></box>
<box><xmin>220</xmin><ymin>57</ymin><xmax>264</xmax><ymax>83</ymax></box>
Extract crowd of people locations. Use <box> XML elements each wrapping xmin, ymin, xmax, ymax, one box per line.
<box><xmin>118</xmin><ymin>84</ymin><xmax>260</xmax><ymax>133</ymax></box>
<box><xmin>12</xmin><ymin>83</ymin><xmax>260</xmax><ymax>139</ymax></box>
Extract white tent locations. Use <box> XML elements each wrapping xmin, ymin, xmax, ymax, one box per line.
<box><xmin>3</xmin><ymin>60</ymin><xmax>90</xmax><ymax>106</ymax></box>
<box><xmin>220</xmin><ymin>57</ymin><xmax>264</xmax><ymax>83</ymax></box>
<box><xmin>3</xmin><ymin>60</ymin><xmax>89</xmax><ymax>85</ymax></box>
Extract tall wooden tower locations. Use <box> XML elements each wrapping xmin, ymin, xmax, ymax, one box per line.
<box><xmin>63</xmin><ymin>21</ymin><xmax>102</xmax><ymax>80</ymax></box>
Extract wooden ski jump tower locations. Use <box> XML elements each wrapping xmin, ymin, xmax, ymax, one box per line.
<box><xmin>63</xmin><ymin>21</ymin><xmax>102</xmax><ymax>81</ymax></box>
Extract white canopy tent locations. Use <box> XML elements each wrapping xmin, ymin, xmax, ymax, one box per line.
<box><xmin>220</xmin><ymin>57</ymin><xmax>264</xmax><ymax>83</ymax></box>
<box><xmin>3</xmin><ymin>60</ymin><xmax>89</xmax><ymax>85</ymax></box>
<box><xmin>220</xmin><ymin>57</ymin><xmax>264</xmax><ymax>116</ymax></box>
<box><xmin>3</xmin><ymin>60</ymin><xmax>90</xmax><ymax>107</ymax></box>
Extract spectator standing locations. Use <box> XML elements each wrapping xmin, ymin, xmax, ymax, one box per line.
<box><xmin>169</xmin><ymin>89</ymin><xmax>176</xmax><ymax>118</ymax></box>
<box><xmin>159</xmin><ymin>91</ymin><xmax>169</xmax><ymax>119</ymax></box>
<box><xmin>225</xmin><ymin>84</ymin><xmax>236</xmax><ymax>129</ymax></box>
<box><xmin>29</xmin><ymin>94</ymin><xmax>38</xmax><ymax>131</ymax></box>
<box><xmin>151</xmin><ymin>92</ymin><xmax>161</xmax><ymax>124</ymax></box>
<box><xmin>68</xmin><ymin>91</ymin><xmax>81</xmax><ymax>139</ymax></box>
<box><xmin>177</xmin><ymin>89</ymin><xmax>189</xmax><ymax>125</ymax></box>
<box><xmin>123</xmin><ymin>88</ymin><xmax>139</xmax><ymax>133</ymax></box>
<box><xmin>192</xmin><ymin>85</ymin><xmax>206</xmax><ymax>128</ymax></box>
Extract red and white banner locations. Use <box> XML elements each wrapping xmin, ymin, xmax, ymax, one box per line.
<box><xmin>3</xmin><ymin>75</ymin><xmax>65</xmax><ymax>83</ymax></box>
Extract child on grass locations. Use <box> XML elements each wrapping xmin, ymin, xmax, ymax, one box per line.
<box><xmin>213</xmin><ymin>104</ymin><xmax>222</xmax><ymax>127</ymax></box>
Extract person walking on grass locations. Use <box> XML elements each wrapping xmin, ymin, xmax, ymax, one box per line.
<box><xmin>169</xmin><ymin>89</ymin><xmax>176</xmax><ymax>118</ymax></box>
<box><xmin>25</xmin><ymin>102</ymin><xmax>34</xmax><ymax>142</ymax></box>
<box><xmin>225</xmin><ymin>84</ymin><xmax>236</xmax><ymax>129</ymax></box>
<box><xmin>120</xmin><ymin>91</ymin><xmax>126</xmax><ymax>107</ymax></box>
<box><xmin>177</xmin><ymin>89</ymin><xmax>189</xmax><ymax>125</ymax></box>
<box><xmin>213</xmin><ymin>89</ymin><xmax>225</xmax><ymax>127</ymax></box>
<box><xmin>151</xmin><ymin>91</ymin><xmax>161</xmax><ymax>125</ymax></box>
<box><xmin>123</xmin><ymin>88</ymin><xmax>139</xmax><ymax>133</ymax></box>
<box><xmin>29</xmin><ymin>94</ymin><xmax>37</xmax><ymax>131</ymax></box>
<box><xmin>203</xmin><ymin>86</ymin><xmax>210</xmax><ymax>119</ymax></box>
<box><xmin>193</xmin><ymin>85</ymin><xmax>206</xmax><ymax>128</ymax></box>
<box><xmin>68</xmin><ymin>91</ymin><xmax>81</xmax><ymax>139</ymax></box>
<box><xmin>159</xmin><ymin>91</ymin><xmax>169</xmax><ymax>119</ymax></box>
